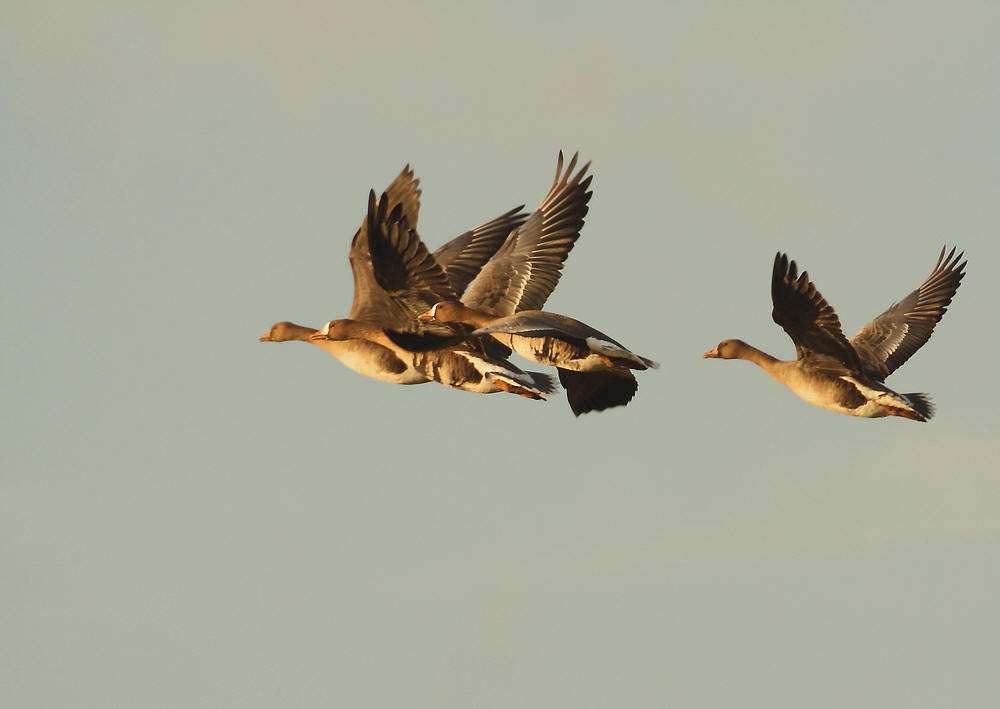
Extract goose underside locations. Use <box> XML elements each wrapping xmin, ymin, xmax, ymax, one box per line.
<box><xmin>414</xmin><ymin>350</ymin><xmax>554</xmax><ymax>399</ymax></box>
<box><xmin>322</xmin><ymin>339</ymin><xmax>428</xmax><ymax>385</ymax></box>
<box><xmin>787</xmin><ymin>372</ymin><xmax>933</xmax><ymax>421</ymax></box>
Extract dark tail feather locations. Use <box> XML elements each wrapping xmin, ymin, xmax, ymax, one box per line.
<box><xmin>558</xmin><ymin>369</ymin><xmax>637</xmax><ymax>416</ymax></box>
<box><xmin>904</xmin><ymin>393</ymin><xmax>935</xmax><ymax>421</ymax></box>
<box><xmin>528</xmin><ymin>370</ymin><xmax>559</xmax><ymax>396</ymax></box>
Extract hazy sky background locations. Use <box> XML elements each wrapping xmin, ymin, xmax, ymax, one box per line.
<box><xmin>3</xmin><ymin>2</ymin><xmax>998</xmax><ymax>707</ymax></box>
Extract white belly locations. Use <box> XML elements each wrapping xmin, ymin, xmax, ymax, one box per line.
<box><xmin>312</xmin><ymin>340</ymin><xmax>429</xmax><ymax>385</ymax></box>
<box><xmin>780</xmin><ymin>374</ymin><xmax>888</xmax><ymax>418</ymax></box>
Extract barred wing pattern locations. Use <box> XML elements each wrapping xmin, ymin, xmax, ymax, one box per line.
<box><xmin>365</xmin><ymin>190</ymin><xmax>460</xmax><ymax>333</ymax></box>
<box><xmin>771</xmin><ymin>252</ymin><xmax>863</xmax><ymax>374</ymax></box>
<box><xmin>347</xmin><ymin>167</ymin><xmax>423</xmax><ymax>323</ymax></box>
<box><xmin>431</xmin><ymin>205</ymin><xmax>528</xmax><ymax>296</ymax></box>
<box><xmin>850</xmin><ymin>247</ymin><xmax>966</xmax><ymax>378</ymax></box>
<box><xmin>462</xmin><ymin>152</ymin><xmax>593</xmax><ymax>316</ymax></box>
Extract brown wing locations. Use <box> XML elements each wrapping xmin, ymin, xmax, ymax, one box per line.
<box><xmin>365</xmin><ymin>190</ymin><xmax>459</xmax><ymax>332</ymax></box>
<box><xmin>558</xmin><ymin>369</ymin><xmax>638</xmax><ymax>416</ymax></box>
<box><xmin>462</xmin><ymin>151</ymin><xmax>593</xmax><ymax>316</ymax></box>
<box><xmin>431</xmin><ymin>206</ymin><xmax>529</xmax><ymax>296</ymax></box>
<box><xmin>849</xmin><ymin>247</ymin><xmax>966</xmax><ymax>378</ymax></box>
<box><xmin>771</xmin><ymin>252</ymin><xmax>863</xmax><ymax>374</ymax></box>
<box><xmin>347</xmin><ymin>166</ymin><xmax>422</xmax><ymax>323</ymax></box>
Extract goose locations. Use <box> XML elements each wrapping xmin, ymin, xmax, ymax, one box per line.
<box><xmin>310</xmin><ymin>192</ymin><xmax>556</xmax><ymax>400</ymax></box>
<box><xmin>416</xmin><ymin>303</ymin><xmax>659</xmax><ymax>416</ymax></box>
<box><xmin>260</xmin><ymin>163</ymin><xmax>532</xmax><ymax>388</ymax></box>
<box><xmin>258</xmin><ymin>321</ymin><xmax>429</xmax><ymax>385</ymax></box>
<box><xmin>358</xmin><ymin>151</ymin><xmax>598</xmax><ymax>404</ymax></box>
<box><xmin>385</xmin><ymin>154</ymin><xmax>658</xmax><ymax>415</ymax></box>
<box><xmin>703</xmin><ymin>247</ymin><xmax>966</xmax><ymax>421</ymax></box>
<box><xmin>385</xmin><ymin>150</ymin><xmax>593</xmax><ymax>336</ymax></box>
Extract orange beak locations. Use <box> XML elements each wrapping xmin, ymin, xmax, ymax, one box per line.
<box><xmin>417</xmin><ymin>309</ymin><xmax>433</xmax><ymax>321</ymax></box>
<box><xmin>702</xmin><ymin>346</ymin><xmax>720</xmax><ymax>358</ymax></box>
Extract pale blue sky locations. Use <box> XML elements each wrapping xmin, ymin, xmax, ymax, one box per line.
<box><xmin>3</xmin><ymin>2</ymin><xmax>999</xmax><ymax>707</ymax></box>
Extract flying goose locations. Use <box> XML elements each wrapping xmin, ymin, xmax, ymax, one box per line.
<box><xmin>260</xmin><ymin>164</ymin><xmax>532</xmax><ymax>390</ymax></box>
<box><xmin>311</xmin><ymin>192</ymin><xmax>556</xmax><ymax>399</ymax></box>
<box><xmin>416</xmin><ymin>303</ymin><xmax>659</xmax><ymax>416</ymax></box>
<box><xmin>386</xmin><ymin>154</ymin><xmax>659</xmax><ymax>415</ymax></box>
<box><xmin>703</xmin><ymin>247</ymin><xmax>966</xmax><ymax>421</ymax></box>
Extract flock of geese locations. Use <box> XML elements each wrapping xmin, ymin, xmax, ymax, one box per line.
<box><xmin>260</xmin><ymin>151</ymin><xmax>967</xmax><ymax>421</ymax></box>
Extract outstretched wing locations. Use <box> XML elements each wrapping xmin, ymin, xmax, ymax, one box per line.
<box><xmin>462</xmin><ymin>151</ymin><xmax>593</xmax><ymax>316</ymax></box>
<box><xmin>558</xmin><ymin>368</ymin><xmax>638</xmax><ymax>417</ymax></box>
<box><xmin>849</xmin><ymin>247</ymin><xmax>966</xmax><ymax>378</ymax></box>
<box><xmin>771</xmin><ymin>252</ymin><xmax>863</xmax><ymax>374</ymax></box>
<box><xmin>365</xmin><ymin>190</ymin><xmax>459</xmax><ymax>333</ymax></box>
<box><xmin>431</xmin><ymin>206</ymin><xmax>529</xmax><ymax>296</ymax></box>
<box><xmin>347</xmin><ymin>166</ymin><xmax>422</xmax><ymax>323</ymax></box>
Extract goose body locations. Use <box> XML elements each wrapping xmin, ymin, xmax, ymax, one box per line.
<box><xmin>703</xmin><ymin>339</ymin><xmax>932</xmax><ymax>420</ymax></box>
<box><xmin>471</xmin><ymin>311</ymin><xmax>658</xmax><ymax>372</ymax></box>
<box><xmin>703</xmin><ymin>248</ymin><xmax>966</xmax><ymax>421</ymax></box>
<box><xmin>413</xmin><ymin>303</ymin><xmax>659</xmax><ymax>415</ymax></box>
<box><xmin>260</xmin><ymin>160</ymin><xmax>569</xmax><ymax>400</ymax></box>
<box><xmin>259</xmin><ymin>321</ymin><xmax>428</xmax><ymax>385</ymax></box>
<box><xmin>311</xmin><ymin>319</ymin><xmax>554</xmax><ymax>399</ymax></box>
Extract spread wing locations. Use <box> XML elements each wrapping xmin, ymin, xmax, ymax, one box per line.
<box><xmin>771</xmin><ymin>252</ymin><xmax>863</xmax><ymax>374</ymax></box>
<box><xmin>365</xmin><ymin>190</ymin><xmax>459</xmax><ymax>333</ymax></box>
<box><xmin>347</xmin><ymin>166</ymin><xmax>422</xmax><ymax>323</ymax></box>
<box><xmin>472</xmin><ymin>311</ymin><xmax>618</xmax><ymax>345</ymax></box>
<box><xmin>462</xmin><ymin>151</ymin><xmax>593</xmax><ymax>316</ymax></box>
<box><xmin>849</xmin><ymin>247</ymin><xmax>966</xmax><ymax>378</ymax></box>
<box><xmin>431</xmin><ymin>206</ymin><xmax>529</xmax><ymax>296</ymax></box>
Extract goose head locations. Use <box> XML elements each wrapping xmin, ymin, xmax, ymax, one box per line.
<box><xmin>417</xmin><ymin>300</ymin><xmax>466</xmax><ymax>323</ymax></box>
<box><xmin>702</xmin><ymin>339</ymin><xmax>751</xmax><ymax>359</ymax></box>
<box><xmin>259</xmin><ymin>322</ymin><xmax>314</xmax><ymax>342</ymax></box>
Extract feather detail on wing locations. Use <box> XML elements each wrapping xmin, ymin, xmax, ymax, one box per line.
<box><xmin>347</xmin><ymin>166</ymin><xmax>422</xmax><ymax>323</ymax></box>
<box><xmin>771</xmin><ymin>252</ymin><xmax>863</xmax><ymax>374</ymax></box>
<box><xmin>432</xmin><ymin>206</ymin><xmax>528</xmax><ymax>296</ymax></box>
<box><xmin>462</xmin><ymin>151</ymin><xmax>593</xmax><ymax>316</ymax></box>
<box><xmin>849</xmin><ymin>247</ymin><xmax>966</xmax><ymax>378</ymax></box>
<box><xmin>364</xmin><ymin>190</ymin><xmax>459</xmax><ymax>333</ymax></box>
